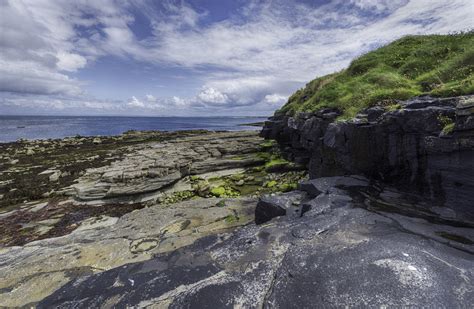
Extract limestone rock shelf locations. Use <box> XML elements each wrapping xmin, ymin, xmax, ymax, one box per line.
<box><xmin>70</xmin><ymin>131</ymin><xmax>265</xmax><ymax>201</ymax></box>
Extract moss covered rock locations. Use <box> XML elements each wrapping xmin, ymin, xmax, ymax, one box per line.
<box><xmin>210</xmin><ymin>186</ymin><xmax>226</xmax><ymax>197</ymax></box>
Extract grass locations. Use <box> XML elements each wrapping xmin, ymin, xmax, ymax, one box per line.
<box><xmin>265</xmin><ymin>158</ymin><xmax>290</xmax><ymax>169</ymax></box>
<box><xmin>225</xmin><ymin>214</ymin><xmax>239</xmax><ymax>224</ymax></box>
<box><xmin>442</xmin><ymin>123</ymin><xmax>455</xmax><ymax>134</ymax></box>
<box><xmin>386</xmin><ymin>103</ymin><xmax>402</xmax><ymax>112</ymax></box>
<box><xmin>277</xmin><ymin>32</ymin><xmax>474</xmax><ymax>119</ymax></box>
<box><xmin>260</xmin><ymin>140</ymin><xmax>276</xmax><ymax>149</ymax></box>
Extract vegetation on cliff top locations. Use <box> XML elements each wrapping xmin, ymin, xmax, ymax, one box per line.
<box><xmin>277</xmin><ymin>32</ymin><xmax>474</xmax><ymax>119</ymax></box>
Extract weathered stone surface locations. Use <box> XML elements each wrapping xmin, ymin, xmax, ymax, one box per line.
<box><xmin>262</xmin><ymin>95</ymin><xmax>474</xmax><ymax>223</ymax></box>
<box><xmin>0</xmin><ymin>198</ymin><xmax>256</xmax><ymax>307</ymax></box>
<box><xmin>0</xmin><ymin>130</ymin><xmax>222</xmax><ymax>209</ymax></box>
<box><xmin>190</xmin><ymin>157</ymin><xmax>265</xmax><ymax>175</ymax></box>
<box><xmin>71</xmin><ymin>131</ymin><xmax>264</xmax><ymax>201</ymax></box>
<box><xmin>255</xmin><ymin>191</ymin><xmax>308</xmax><ymax>224</ymax></box>
<box><xmin>38</xmin><ymin>176</ymin><xmax>474</xmax><ymax>308</ymax></box>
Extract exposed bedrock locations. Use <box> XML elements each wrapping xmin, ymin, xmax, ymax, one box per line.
<box><xmin>261</xmin><ymin>95</ymin><xmax>474</xmax><ymax>223</ymax></box>
<box><xmin>71</xmin><ymin>131</ymin><xmax>265</xmax><ymax>201</ymax></box>
<box><xmin>0</xmin><ymin>198</ymin><xmax>257</xmax><ymax>307</ymax></box>
<box><xmin>38</xmin><ymin>176</ymin><xmax>474</xmax><ymax>308</ymax></box>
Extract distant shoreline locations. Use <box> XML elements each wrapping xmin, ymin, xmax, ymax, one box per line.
<box><xmin>0</xmin><ymin>128</ymin><xmax>261</xmax><ymax>144</ymax></box>
<box><xmin>0</xmin><ymin>115</ymin><xmax>270</xmax><ymax>119</ymax></box>
<box><xmin>0</xmin><ymin>116</ymin><xmax>268</xmax><ymax>143</ymax></box>
<box><xmin>238</xmin><ymin>121</ymin><xmax>266</xmax><ymax>127</ymax></box>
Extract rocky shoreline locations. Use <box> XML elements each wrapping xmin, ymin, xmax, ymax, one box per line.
<box><xmin>261</xmin><ymin>95</ymin><xmax>474</xmax><ymax>224</ymax></box>
<box><xmin>1</xmin><ymin>102</ymin><xmax>473</xmax><ymax>307</ymax></box>
<box><xmin>0</xmin><ymin>130</ymin><xmax>307</xmax><ymax>306</ymax></box>
<box><xmin>38</xmin><ymin>176</ymin><xmax>474</xmax><ymax>308</ymax></box>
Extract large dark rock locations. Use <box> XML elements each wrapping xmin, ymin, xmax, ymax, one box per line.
<box><xmin>262</xmin><ymin>95</ymin><xmax>474</xmax><ymax>223</ymax></box>
<box><xmin>255</xmin><ymin>191</ymin><xmax>308</xmax><ymax>224</ymax></box>
<box><xmin>260</xmin><ymin>109</ymin><xmax>340</xmax><ymax>164</ymax></box>
<box><xmin>39</xmin><ymin>176</ymin><xmax>474</xmax><ymax>308</ymax></box>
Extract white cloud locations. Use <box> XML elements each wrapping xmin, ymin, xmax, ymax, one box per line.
<box><xmin>172</xmin><ymin>96</ymin><xmax>188</xmax><ymax>107</ymax></box>
<box><xmin>0</xmin><ymin>58</ymin><xmax>83</xmax><ymax>96</ymax></box>
<box><xmin>56</xmin><ymin>52</ymin><xmax>87</xmax><ymax>72</ymax></box>
<box><xmin>128</xmin><ymin>96</ymin><xmax>145</xmax><ymax>107</ymax></box>
<box><xmin>349</xmin><ymin>0</ymin><xmax>408</xmax><ymax>12</ymax></box>
<box><xmin>0</xmin><ymin>0</ymin><xmax>136</xmax><ymax>97</ymax></box>
<box><xmin>145</xmin><ymin>94</ymin><xmax>157</xmax><ymax>102</ymax></box>
<box><xmin>197</xmin><ymin>87</ymin><xmax>229</xmax><ymax>105</ymax></box>
<box><xmin>265</xmin><ymin>94</ymin><xmax>288</xmax><ymax>105</ymax></box>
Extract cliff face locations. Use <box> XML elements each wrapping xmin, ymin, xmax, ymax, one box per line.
<box><xmin>261</xmin><ymin>95</ymin><xmax>474</xmax><ymax>223</ymax></box>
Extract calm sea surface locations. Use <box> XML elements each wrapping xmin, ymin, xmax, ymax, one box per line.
<box><xmin>0</xmin><ymin>116</ymin><xmax>268</xmax><ymax>142</ymax></box>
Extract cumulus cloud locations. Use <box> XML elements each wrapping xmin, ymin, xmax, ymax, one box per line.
<box><xmin>0</xmin><ymin>92</ymin><xmax>195</xmax><ymax>116</ymax></box>
<box><xmin>124</xmin><ymin>94</ymin><xmax>191</xmax><ymax>112</ymax></box>
<box><xmin>128</xmin><ymin>96</ymin><xmax>145</xmax><ymax>107</ymax></box>
<box><xmin>197</xmin><ymin>87</ymin><xmax>229</xmax><ymax>105</ymax></box>
<box><xmin>172</xmin><ymin>96</ymin><xmax>188</xmax><ymax>107</ymax></box>
<box><xmin>265</xmin><ymin>94</ymin><xmax>288</xmax><ymax>105</ymax></box>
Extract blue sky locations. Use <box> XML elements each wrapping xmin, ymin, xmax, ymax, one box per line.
<box><xmin>0</xmin><ymin>0</ymin><xmax>473</xmax><ymax>116</ymax></box>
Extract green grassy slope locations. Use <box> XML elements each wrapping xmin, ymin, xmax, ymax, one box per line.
<box><xmin>278</xmin><ymin>32</ymin><xmax>474</xmax><ymax>119</ymax></box>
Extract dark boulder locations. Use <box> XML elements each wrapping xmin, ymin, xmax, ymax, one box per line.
<box><xmin>255</xmin><ymin>191</ymin><xmax>308</xmax><ymax>224</ymax></box>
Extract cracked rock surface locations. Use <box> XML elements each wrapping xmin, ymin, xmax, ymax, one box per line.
<box><xmin>38</xmin><ymin>176</ymin><xmax>474</xmax><ymax>308</ymax></box>
<box><xmin>0</xmin><ymin>198</ymin><xmax>256</xmax><ymax>307</ymax></box>
<box><xmin>71</xmin><ymin>131</ymin><xmax>265</xmax><ymax>201</ymax></box>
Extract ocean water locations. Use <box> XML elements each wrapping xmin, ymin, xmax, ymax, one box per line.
<box><xmin>0</xmin><ymin>115</ymin><xmax>268</xmax><ymax>143</ymax></box>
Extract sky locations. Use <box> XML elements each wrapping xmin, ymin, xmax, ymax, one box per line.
<box><xmin>0</xmin><ymin>0</ymin><xmax>473</xmax><ymax>116</ymax></box>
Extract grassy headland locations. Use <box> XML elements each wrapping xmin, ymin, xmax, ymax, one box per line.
<box><xmin>277</xmin><ymin>32</ymin><xmax>474</xmax><ymax>119</ymax></box>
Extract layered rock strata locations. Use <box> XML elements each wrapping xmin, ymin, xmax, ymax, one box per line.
<box><xmin>71</xmin><ymin>131</ymin><xmax>265</xmax><ymax>200</ymax></box>
<box><xmin>261</xmin><ymin>95</ymin><xmax>474</xmax><ymax>222</ymax></box>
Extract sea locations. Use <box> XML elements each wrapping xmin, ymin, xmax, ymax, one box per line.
<box><xmin>0</xmin><ymin>115</ymin><xmax>269</xmax><ymax>143</ymax></box>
